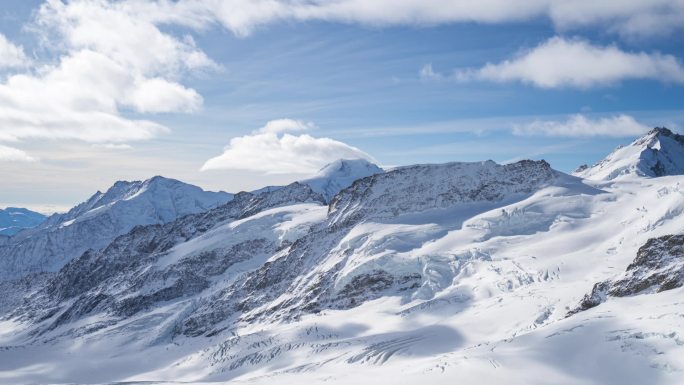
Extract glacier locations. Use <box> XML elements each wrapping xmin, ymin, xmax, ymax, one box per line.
<box><xmin>0</xmin><ymin>129</ymin><xmax>683</xmax><ymax>385</ymax></box>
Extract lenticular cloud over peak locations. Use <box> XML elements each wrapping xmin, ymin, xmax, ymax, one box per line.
<box><xmin>200</xmin><ymin>119</ymin><xmax>376</xmax><ymax>174</ymax></box>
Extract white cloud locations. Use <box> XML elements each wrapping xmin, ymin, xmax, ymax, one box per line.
<box><xmin>128</xmin><ymin>78</ymin><xmax>202</xmax><ymax>114</ymax></box>
<box><xmin>257</xmin><ymin>118</ymin><xmax>315</xmax><ymax>134</ymax></box>
<box><xmin>0</xmin><ymin>145</ymin><xmax>38</xmax><ymax>162</ymax></box>
<box><xmin>0</xmin><ymin>50</ymin><xmax>169</xmax><ymax>143</ymax></box>
<box><xmin>453</xmin><ymin>37</ymin><xmax>684</xmax><ymax>88</ymax></box>
<box><xmin>512</xmin><ymin>114</ymin><xmax>650</xmax><ymax>137</ymax></box>
<box><xmin>35</xmin><ymin>0</ymin><xmax>216</xmax><ymax>75</ymax></box>
<box><xmin>419</xmin><ymin>64</ymin><xmax>443</xmax><ymax>81</ymax></box>
<box><xmin>547</xmin><ymin>0</ymin><xmax>684</xmax><ymax>39</ymax></box>
<box><xmin>92</xmin><ymin>143</ymin><xmax>133</xmax><ymax>150</ymax></box>
<box><xmin>130</xmin><ymin>0</ymin><xmax>684</xmax><ymax>39</ymax></box>
<box><xmin>0</xmin><ymin>0</ymin><xmax>217</xmax><ymax>151</ymax></box>
<box><xmin>201</xmin><ymin>119</ymin><xmax>375</xmax><ymax>174</ymax></box>
<box><xmin>0</xmin><ymin>34</ymin><xmax>30</xmax><ymax>69</ymax></box>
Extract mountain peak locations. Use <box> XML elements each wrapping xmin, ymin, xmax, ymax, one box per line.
<box><xmin>647</xmin><ymin>126</ymin><xmax>678</xmax><ymax>137</ymax></box>
<box><xmin>575</xmin><ymin>127</ymin><xmax>684</xmax><ymax>180</ymax></box>
<box><xmin>316</xmin><ymin>158</ymin><xmax>381</xmax><ymax>176</ymax></box>
<box><xmin>0</xmin><ymin>207</ymin><xmax>46</xmax><ymax>236</ymax></box>
<box><xmin>300</xmin><ymin>158</ymin><xmax>383</xmax><ymax>202</ymax></box>
<box><xmin>145</xmin><ymin>175</ymin><xmax>182</xmax><ymax>186</ymax></box>
<box><xmin>0</xmin><ymin>177</ymin><xmax>232</xmax><ymax>280</ymax></box>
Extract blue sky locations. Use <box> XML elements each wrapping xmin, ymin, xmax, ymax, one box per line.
<box><xmin>0</xmin><ymin>0</ymin><xmax>683</xmax><ymax>212</ymax></box>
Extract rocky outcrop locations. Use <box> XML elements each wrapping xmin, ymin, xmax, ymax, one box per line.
<box><xmin>573</xmin><ymin>234</ymin><xmax>684</xmax><ymax>313</ymax></box>
<box><xmin>329</xmin><ymin>160</ymin><xmax>556</xmax><ymax>227</ymax></box>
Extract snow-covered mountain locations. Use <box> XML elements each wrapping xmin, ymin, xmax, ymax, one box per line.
<box><xmin>1</xmin><ymin>130</ymin><xmax>684</xmax><ymax>385</ymax></box>
<box><xmin>0</xmin><ymin>207</ymin><xmax>46</xmax><ymax>236</ymax></box>
<box><xmin>250</xmin><ymin>159</ymin><xmax>384</xmax><ymax>202</ymax></box>
<box><xmin>0</xmin><ymin>176</ymin><xmax>232</xmax><ymax>281</ymax></box>
<box><xmin>575</xmin><ymin>127</ymin><xmax>684</xmax><ymax>180</ymax></box>
<box><xmin>301</xmin><ymin>159</ymin><xmax>383</xmax><ymax>202</ymax></box>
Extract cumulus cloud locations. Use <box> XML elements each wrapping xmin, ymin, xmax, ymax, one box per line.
<box><xmin>0</xmin><ymin>34</ymin><xmax>30</xmax><ymax>69</ymax></box>
<box><xmin>452</xmin><ymin>37</ymin><xmax>684</xmax><ymax>88</ymax></box>
<box><xmin>201</xmin><ymin>119</ymin><xmax>375</xmax><ymax>174</ymax></box>
<box><xmin>0</xmin><ymin>145</ymin><xmax>38</xmax><ymax>162</ymax></box>
<box><xmin>35</xmin><ymin>0</ymin><xmax>216</xmax><ymax>75</ymax></box>
<box><xmin>128</xmin><ymin>78</ymin><xmax>203</xmax><ymax>114</ymax></box>
<box><xmin>0</xmin><ymin>51</ymin><xmax>169</xmax><ymax>143</ymax></box>
<box><xmin>512</xmin><ymin>114</ymin><xmax>650</xmax><ymax>137</ymax></box>
<box><xmin>0</xmin><ymin>0</ymin><xmax>216</xmax><ymax>151</ymax></box>
<box><xmin>130</xmin><ymin>0</ymin><xmax>684</xmax><ymax>39</ymax></box>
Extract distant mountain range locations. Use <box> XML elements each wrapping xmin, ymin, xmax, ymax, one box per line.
<box><xmin>1</xmin><ymin>128</ymin><xmax>684</xmax><ymax>385</ymax></box>
<box><xmin>0</xmin><ymin>207</ymin><xmax>46</xmax><ymax>236</ymax></box>
<box><xmin>0</xmin><ymin>176</ymin><xmax>232</xmax><ymax>280</ymax></box>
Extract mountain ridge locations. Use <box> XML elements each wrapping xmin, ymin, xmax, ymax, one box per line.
<box><xmin>1</xmin><ymin>147</ymin><xmax>684</xmax><ymax>384</ymax></box>
<box><xmin>0</xmin><ymin>176</ymin><xmax>232</xmax><ymax>281</ymax></box>
<box><xmin>0</xmin><ymin>207</ymin><xmax>46</xmax><ymax>236</ymax></box>
<box><xmin>575</xmin><ymin>127</ymin><xmax>684</xmax><ymax>180</ymax></box>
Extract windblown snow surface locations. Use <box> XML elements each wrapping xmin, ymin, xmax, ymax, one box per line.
<box><xmin>1</xmin><ymin>130</ymin><xmax>684</xmax><ymax>385</ymax></box>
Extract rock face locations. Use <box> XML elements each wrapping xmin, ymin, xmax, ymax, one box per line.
<box><xmin>574</xmin><ymin>234</ymin><xmax>684</xmax><ymax>313</ymax></box>
<box><xmin>575</xmin><ymin>127</ymin><xmax>684</xmax><ymax>180</ymax></box>
<box><xmin>329</xmin><ymin>159</ymin><xmax>556</xmax><ymax>226</ymax></box>
<box><xmin>0</xmin><ymin>207</ymin><xmax>46</xmax><ymax>236</ymax></box>
<box><xmin>0</xmin><ymin>176</ymin><xmax>232</xmax><ymax>281</ymax></box>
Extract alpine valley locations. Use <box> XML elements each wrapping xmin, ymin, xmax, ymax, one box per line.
<box><xmin>1</xmin><ymin>128</ymin><xmax>684</xmax><ymax>385</ymax></box>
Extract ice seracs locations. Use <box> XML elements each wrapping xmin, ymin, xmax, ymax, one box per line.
<box><xmin>576</xmin><ymin>127</ymin><xmax>684</xmax><ymax>180</ymax></box>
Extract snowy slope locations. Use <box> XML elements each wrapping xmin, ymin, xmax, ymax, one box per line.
<box><xmin>251</xmin><ymin>159</ymin><xmax>384</xmax><ymax>202</ymax></box>
<box><xmin>300</xmin><ymin>159</ymin><xmax>383</xmax><ymax>202</ymax></box>
<box><xmin>0</xmin><ymin>176</ymin><xmax>232</xmax><ymax>281</ymax></box>
<box><xmin>575</xmin><ymin>127</ymin><xmax>684</xmax><ymax>180</ymax></box>
<box><xmin>0</xmin><ymin>207</ymin><xmax>46</xmax><ymax>236</ymax></box>
<box><xmin>1</xmin><ymin>130</ymin><xmax>684</xmax><ymax>385</ymax></box>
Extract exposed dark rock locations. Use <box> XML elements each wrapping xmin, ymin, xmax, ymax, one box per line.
<box><xmin>571</xmin><ymin>234</ymin><xmax>684</xmax><ymax>314</ymax></box>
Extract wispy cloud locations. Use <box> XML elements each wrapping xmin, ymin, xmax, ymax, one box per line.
<box><xmin>438</xmin><ymin>37</ymin><xmax>684</xmax><ymax>88</ymax></box>
<box><xmin>512</xmin><ymin>114</ymin><xmax>650</xmax><ymax>137</ymax></box>
<box><xmin>419</xmin><ymin>64</ymin><xmax>443</xmax><ymax>81</ymax></box>
<box><xmin>0</xmin><ymin>33</ymin><xmax>30</xmax><ymax>69</ymax></box>
<box><xmin>201</xmin><ymin>119</ymin><xmax>375</xmax><ymax>174</ymax></box>
<box><xmin>0</xmin><ymin>144</ymin><xmax>38</xmax><ymax>162</ymax></box>
<box><xmin>257</xmin><ymin>118</ymin><xmax>316</xmax><ymax>134</ymax></box>
<box><xmin>136</xmin><ymin>0</ymin><xmax>684</xmax><ymax>39</ymax></box>
<box><xmin>92</xmin><ymin>143</ymin><xmax>133</xmax><ymax>150</ymax></box>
